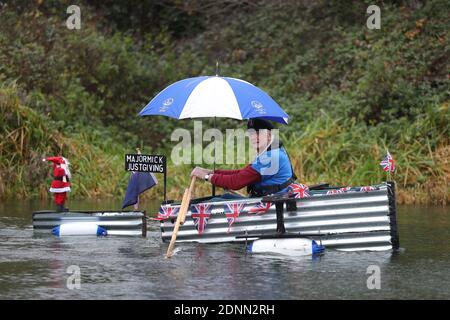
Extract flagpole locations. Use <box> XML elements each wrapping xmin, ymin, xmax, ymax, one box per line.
<box><xmin>212</xmin><ymin>116</ymin><xmax>216</xmax><ymax>197</ymax></box>
<box><xmin>212</xmin><ymin>60</ymin><xmax>219</xmax><ymax>197</ymax></box>
<box><xmin>387</xmin><ymin>149</ymin><xmax>391</xmax><ymax>182</ymax></box>
<box><xmin>134</xmin><ymin>196</ymin><xmax>139</xmax><ymax>210</ymax></box>
<box><xmin>388</xmin><ymin>149</ymin><xmax>393</xmax><ymax>182</ymax></box>
<box><xmin>135</xmin><ymin>147</ymin><xmax>141</xmax><ymax>209</ymax></box>
<box><xmin>381</xmin><ymin>149</ymin><xmax>395</xmax><ymax>183</ymax></box>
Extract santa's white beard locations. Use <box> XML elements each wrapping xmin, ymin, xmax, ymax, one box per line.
<box><xmin>61</xmin><ymin>158</ymin><xmax>71</xmax><ymax>179</ymax></box>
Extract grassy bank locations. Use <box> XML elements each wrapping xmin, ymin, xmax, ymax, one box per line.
<box><xmin>0</xmin><ymin>82</ymin><xmax>129</xmax><ymax>199</ymax></box>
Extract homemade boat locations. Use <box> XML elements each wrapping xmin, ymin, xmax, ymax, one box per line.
<box><xmin>32</xmin><ymin>210</ymin><xmax>147</xmax><ymax>236</ymax></box>
<box><xmin>158</xmin><ymin>182</ymin><xmax>399</xmax><ymax>252</ymax></box>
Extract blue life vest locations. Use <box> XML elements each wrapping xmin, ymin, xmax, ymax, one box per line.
<box><xmin>248</xmin><ymin>143</ymin><xmax>295</xmax><ymax>196</ymax></box>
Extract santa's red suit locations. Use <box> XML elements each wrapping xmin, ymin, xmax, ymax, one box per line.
<box><xmin>43</xmin><ymin>156</ymin><xmax>71</xmax><ymax>211</ymax></box>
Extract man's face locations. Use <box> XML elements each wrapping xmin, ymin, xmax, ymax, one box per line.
<box><xmin>248</xmin><ymin>129</ymin><xmax>272</xmax><ymax>152</ymax></box>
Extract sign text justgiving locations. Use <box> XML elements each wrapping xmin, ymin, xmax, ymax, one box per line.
<box><xmin>125</xmin><ymin>154</ymin><xmax>166</xmax><ymax>173</ymax></box>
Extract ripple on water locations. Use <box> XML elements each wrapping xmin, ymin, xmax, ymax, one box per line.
<box><xmin>1</xmin><ymin>203</ymin><xmax>449</xmax><ymax>299</ymax></box>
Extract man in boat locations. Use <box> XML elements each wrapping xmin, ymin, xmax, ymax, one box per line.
<box><xmin>190</xmin><ymin>119</ymin><xmax>297</xmax><ymax>197</ymax></box>
<box><xmin>43</xmin><ymin>156</ymin><xmax>71</xmax><ymax>212</ymax></box>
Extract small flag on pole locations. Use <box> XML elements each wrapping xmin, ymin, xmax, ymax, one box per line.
<box><xmin>380</xmin><ymin>151</ymin><xmax>395</xmax><ymax>173</ymax></box>
<box><xmin>122</xmin><ymin>172</ymin><xmax>158</xmax><ymax>209</ymax></box>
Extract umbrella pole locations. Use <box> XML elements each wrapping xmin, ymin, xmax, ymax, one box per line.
<box><xmin>212</xmin><ymin>61</ymin><xmax>219</xmax><ymax>197</ymax></box>
<box><xmin>212</xmin><ymin>116</ymin><xmax>216</xmax><ymax>197</ymax></box>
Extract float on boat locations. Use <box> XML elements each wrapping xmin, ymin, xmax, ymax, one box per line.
<box><xmin>157</xmin><ymin>182</ymin><xmax>399</xmax><ymax>252</ymax></box>
<box><xmin>32</xmin><ymin>210</ymin><xmax>147</xmax><ymax>236</ymax></box>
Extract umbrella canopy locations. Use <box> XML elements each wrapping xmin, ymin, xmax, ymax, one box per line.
<box><xmin>139</xmin><ymin>76</ymin><xmax>289</xmax><ymax>124</ymax></box>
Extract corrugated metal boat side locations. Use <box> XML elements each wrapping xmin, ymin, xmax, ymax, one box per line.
<box><xmin>32</xmin><ymin>211</ymin><xmax>147</xmax><ymax>236</ymax></box>
<box><xmin>161</xmin><ymin>187</ymin><xmax>398</xmax><ymax>251</ymax></box>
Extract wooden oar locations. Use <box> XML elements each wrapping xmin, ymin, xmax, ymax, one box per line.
<box><xmin>165</xmin><ymin>176</ymin><xmax>196</xmax><ymax>258</ymax></box>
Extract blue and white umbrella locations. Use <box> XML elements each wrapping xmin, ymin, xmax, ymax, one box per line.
<box><xmin>139</xmin><ymin>76</ymin><xmax>289</xmax><ymax>124</ymax></box>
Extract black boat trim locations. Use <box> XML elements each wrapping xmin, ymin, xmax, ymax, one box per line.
<box><xmin>387</xmin><ymin>181</ymin><xmax>400</xmax><ymax>250</ymax></box>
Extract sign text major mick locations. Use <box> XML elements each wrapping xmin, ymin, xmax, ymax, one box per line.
<box><xmin>125</xmin><ymin>154</ymin><xmax>166</xmax><ymax>173</ymax></box>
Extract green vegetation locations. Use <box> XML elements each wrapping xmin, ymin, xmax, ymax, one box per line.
<box><xmin>0</xmin><ymin>82</ymin><xmax>127</xmax><ymax>198</ymax></box>
<box><xmin>0</xmin><ymin>1</ymin><xmax>448</xmax><ymax>205</ymax></box>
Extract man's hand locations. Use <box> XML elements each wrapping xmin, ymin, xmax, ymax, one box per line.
<box><xmin>190</xmin><ymin>167</ymin><xmax>212</xmax><ymax>179</ymax></box>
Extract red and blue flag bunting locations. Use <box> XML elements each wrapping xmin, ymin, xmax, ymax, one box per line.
<box><xmin>192</xmin><ymin>204</ymin><xmax>212</xmax><ymax>235</ymax></box>
<box><xmin>225</xmin><ymin>203</ymin><xmax>245</xmax><ymax>233</ymax></box>
<box><xmin>326</xmin><ymin>187</ymin><xmax>351</xmax><ymax>195</ymax></box>
<box><xmin>360</xmin><ymin>186</ymin><xmax>376</xmax><ymax>192</ymax></box>
<box><xmin>248</xmin><ymin>201</ymin><xmax>271</xmax><ymax>214</ymax></box>
<box><xmin>158</xmin><ymin>206</ymin><xmax>179</xmax><ymax>220</ymax></box>
<box><xmin>288</xmin><ymin>183</ymin><xmax>310</xmax><ymax>198</ymax></box>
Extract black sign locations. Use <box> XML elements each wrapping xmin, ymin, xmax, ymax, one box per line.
<box><xmin>125</xmin><ymin>154</ymin><xmax>166</xmax><ymax>173</ymax></box>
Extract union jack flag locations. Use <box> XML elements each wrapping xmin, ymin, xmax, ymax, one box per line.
<box><xmin>380</xmin><ymin>151</ymin><xmax>395</xmax><ymax>173</ymax></box>
<box><xmin>191</xmin><ymin>204</ymin><xmax>212</xmax><ymax>235</ymax></box>
<box><xmin>158</xmin><ymin>205</ymin><xmax>179</xmax><ymax>220</ymax></box>
<box><xmin>326</xmin><ymin>189</ymin><xmax>340</xmax><ymax>195</ymax></box>
<box><xmin>288</xmin><ymin>183</ymin><xmax>310</xmax><ymax>198</ymax></box>
<box><xmin>360</xmin><ymin>186</ymin><xmax>376</xmax><ymax>192</ymax></box>
<box><xmin>225</xmin><ymin>203</ymin><xmax>245</xmax><ymax>233</ymax></box>
<box><xmin>326</xmin><ymin>187</ymin><xmax>351</xmax><ymax>195</ymax></box>
<box><xmin>248</xmin><ymin>201</ymin><xmax>271</xmax><ymax>214</ymax></box>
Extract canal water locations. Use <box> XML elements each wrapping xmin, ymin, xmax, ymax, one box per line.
<box><xmin>0</xmin><ymin>199</ymin><xmax>449</xmax><ymax>299</ymax></box>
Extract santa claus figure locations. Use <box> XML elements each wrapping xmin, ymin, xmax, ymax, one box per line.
<box><xmin>43</xmin><ymin>156</ymin><xmax>71</xmax><ymax>212</ymax></box>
